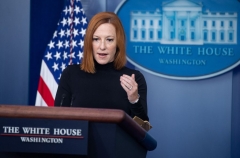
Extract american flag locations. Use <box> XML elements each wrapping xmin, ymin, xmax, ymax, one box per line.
<box><xmin>35</xmin><ymin>0</ymin><xmax>88</xmax><ymax>106</ymax></box>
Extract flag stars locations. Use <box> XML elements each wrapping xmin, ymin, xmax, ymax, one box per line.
<box><xmin>67</xmin><ymin>18</ymin><xmax>73</xmax><ymax>26</ymax></box>
<box><xmin>64</xmin><ymin>40</ymin><xmax>69</xmax><ymax>49</ymax></box>
<box><xmin>81</xmin><ymin>17</ymin><xmax>87</xmax><ymax>26</ymax></box>
<box><xmin>74</xmin><ymin>6</ymin><xmax>81</xmax><ymax>14</ymax></box>
<box><xmin>73</xmin><ymin>28</ymin><xmax>79</xmax><ymax>37</ymax></box>
<box><xmin>79</xmin><ymin>28</ymin><xmax>86</xmax><ymax>37</ymax></box>
<box><xmin>80</xmin><ymin>8</ymin><xmax>85</xmax><ymax>14</ymax></box>
<box><xmin>68</xmin><ymin>52</ymin><xmax>76</xmax><ymax>59</ymax></box>
<box><xmin>74</xmin><ymin>17</ymin><xmax>80</xmax><ymax>26</ymax></box>
<box><xmin>63</xmin><ymin>51</ymin><xmax>68</xmax><ymax>60</ymax></box>
<box><xmin>71</xmin><ymin>40</ymin><xmax>77</xmax><ymax>48</ymax></box>
<box><xmin>58</xmin><ymin>74</ymin><xmax>62</xmax><ymax>80</ymax></box>
<box><xmin>45</xmin><ymin>52</ymin><xmax>52</xmax><ymax>60</ymax></box>
<box><xmin>53</xmin><ymin>31</ymin><xmax>58</xmax><ymax>38</ymax></box>
<box><xmin>58</xmin><ymin>29</ymin><xmax>65</xmax><ymax>38</ymax></box>
<box><xmin>60</xmin><ymin>62</ymin><xmax>66</xmax><ymax>71</ymax></box>
<box><xmin>54</xmin><ymin>51</ymin><xmax>61</xmax><ymax>60</ymax></box>
<box><xmin>65</xmin><ymin>29</ymin><xmax>71</xmax><ymax>37</ymax></box>
<box><xmin>37</xmin><ymin>1</ymin><xmax>88</xmax><ymax>106</ymax></box>
<box><xmin>61</xmin><ymin>18</ymin><xmax>67</xmax><ymax>26</ymax></box>
<box><xmin>63</xmin><ymin>6</ymin><xmax>68</xmax><ymax>15</ymax></box>
<box><xmin>48</xmin><ymin>41</ymin><xmax>55</xmax><ymax>49</ymax></box>
<box><xmin>68</xmin><ymin>6</ymin><xmax>73</xmax><ymax>14</ymax></box>
<box><xmin>77</xmin><ymin>51</ymin><xmax>83</xmax><ymax>60</ymax></box>
<box><xmin>78</xmin><ymin>39</ymin><xmax>84</xmax><ymax>48</ymax></box>
<box><xmin>52</xmin><ymin>62</ymin><xmax>59</xmax><ymax>71</ymax></box>
<box><xmin>56</xmin><ymin>40</ymin><xmax>63</xmax><ymax>49</ymax></box>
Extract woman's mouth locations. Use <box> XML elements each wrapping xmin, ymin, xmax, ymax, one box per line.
<box><xmin>98</xmin><ymin>53</ymin><xmax>107</xmax><ymax>57</ymax></box>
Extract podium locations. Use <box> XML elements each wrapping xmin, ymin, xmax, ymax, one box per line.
<box><xmin>0</xmin><ymin>105</ymin><xmax>157</xmax><ymax>158</ymax></box>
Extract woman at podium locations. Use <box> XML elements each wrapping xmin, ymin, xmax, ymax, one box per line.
<box><xmin>55</xmin><ymin>12</ymin><xmax>149</xmax><ymax>121</ymax></box>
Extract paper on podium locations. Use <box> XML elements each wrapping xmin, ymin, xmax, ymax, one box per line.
<box><xmin>133</xmin><ymin>116</ymin><xmax>152</xmax><ymax>131</ymax></box>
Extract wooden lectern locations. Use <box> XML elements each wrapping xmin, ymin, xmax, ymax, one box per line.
<box><xmin>0</xmin><ymin>105</ymin><xmax>157</xmax><ymax>158</ymax></box>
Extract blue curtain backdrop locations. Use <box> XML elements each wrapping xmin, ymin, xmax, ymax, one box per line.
<box><xmin>232</xmin><ymin>66</ymin><xmax>240</xmax><ymax>158</ymax></box>
<box><xmin>29</xmin><ymin>0</ymin><xmax>65</xmax><ymax>105</ymax></box>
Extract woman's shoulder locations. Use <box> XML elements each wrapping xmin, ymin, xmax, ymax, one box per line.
<box><xmin>62</xmin><ymin>64</ymin><xmax>84</xmax><ymax>75</ymax></box>
<box><xmin>64</xmin><ymin>64</ymin><xmax>81</xmax><ymax>72</ymax></box>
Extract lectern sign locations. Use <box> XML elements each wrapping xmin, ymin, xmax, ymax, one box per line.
<box><xmin>0</xmin><ymin>118</ymin><xmax>88</xmax><ymax>155</ymax></box>
<box><xmin>116</xmin><ymin>0</ymin><xmax>240</xmax><ymax>80</ymax></box>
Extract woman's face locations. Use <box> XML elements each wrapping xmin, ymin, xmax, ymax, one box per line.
<box><xmin>92</xmin><ymin>23</ymin><xmax>117</xmax><ymax>65</ymax></box>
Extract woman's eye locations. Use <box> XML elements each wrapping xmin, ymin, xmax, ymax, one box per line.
<box><xmin>93</xmin><ymin>38</ymin><xmax>99</xmax><ymax>41</ymax></box>
<box><xmin>107</xmin><ymin>39</ymin><xmax>114</xmax><ymax>42</ymax></box>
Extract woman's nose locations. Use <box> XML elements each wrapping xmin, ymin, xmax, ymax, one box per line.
<box><xmin>100</xmin><ymin>40</ymin><xmax>106</xmax><ymax>50</ymax></box>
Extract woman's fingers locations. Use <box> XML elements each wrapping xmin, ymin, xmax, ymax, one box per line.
<box><xmin>120</xmin><ymin>74</ymin><xmax>139</xmax><ymax>102</ymax></box>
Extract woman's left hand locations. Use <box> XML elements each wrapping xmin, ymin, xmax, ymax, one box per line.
<box><xmin>120</xmin><ymin>74</ymin><xmax>139</xmax><ymax>103</ymax></box>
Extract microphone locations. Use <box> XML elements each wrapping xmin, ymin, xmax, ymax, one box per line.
<box><xmin>70</xmin><ymin>96</ymin><xmax>75</xmax><ymax>107</ymax></box>
<box><xmin>60</xmin><ymin>94</ymin><xmax>66</xmax><ymax>107</ymax></box>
